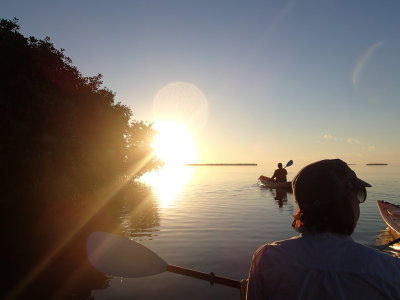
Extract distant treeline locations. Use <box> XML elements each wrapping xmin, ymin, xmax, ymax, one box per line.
<box><xmin>0</xmin><ymin>18</ymin><xmax>163</xmax><ymax>299</ymax></box>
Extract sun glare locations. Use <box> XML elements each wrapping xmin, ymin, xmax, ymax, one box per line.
<box><xmin>152</xmin><ymin>121</ymin><xmax>197</xmax><ymax>166</ymax></box>
<box><xmin>140</xmin><ymin>165</ymin><xmax>193</xmax><ymax>208</ymax></box>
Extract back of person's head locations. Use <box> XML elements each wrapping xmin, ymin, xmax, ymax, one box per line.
<box><xmin>291</xmin><ymin>159</ymin><xmax>371</xmax><ymax>235</ymax></box>
<box><xmin>278</xmin><ymin>163</ymin><xmax>282</xmax><ymax>168</ymax></box>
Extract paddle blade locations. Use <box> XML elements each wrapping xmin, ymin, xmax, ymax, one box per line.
<box><xmin>285</xmin><ymin>160</ymin><xmax>293</xmax><ymax>168</ymax></box>
<box><xmin>87</xmin><ymin>231</ymin><xmax>168</xmax><ymax>278</ymax></box>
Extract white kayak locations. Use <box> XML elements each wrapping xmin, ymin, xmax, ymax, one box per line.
<box><xmin>377</xmin><ymin>200</ymin><xmax>400</xmax><ymax>237</ymax></box>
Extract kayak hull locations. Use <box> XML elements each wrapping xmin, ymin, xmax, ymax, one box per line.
<box><xmin>258</xmin><ymin>180</ymin><xmax>292</xmax><ymax>189</ymax></box>
<box><xmin>377</xmin><ymin>200</ymin><xmax>400</xmax><ymax>237</ymax></box>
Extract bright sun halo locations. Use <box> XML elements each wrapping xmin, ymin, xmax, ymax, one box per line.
<box><xmin>152</xmin><ymin>121</ymin><xmax>197</xmax><ymax>165</ymax></box>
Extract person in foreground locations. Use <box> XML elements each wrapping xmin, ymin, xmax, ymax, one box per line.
<box><xmin>244</xmin><ymin>159</ymin><xmax>400</xmax><ymax>300</ymax></box>
<box><xmin>270</xmin><ymin>162</ymin><xmax>287</xmax><ymax>182</ymax></box>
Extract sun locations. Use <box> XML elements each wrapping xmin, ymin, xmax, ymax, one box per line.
<box><xmin>152</xmin><ymin>121</ymin><xmax>197</xmax><ymax>165</ymax></box>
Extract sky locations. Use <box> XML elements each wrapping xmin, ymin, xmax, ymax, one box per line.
<box><xmin>2</xmin><ymin>0</ymin><xmax>400</xmax><ymax>167</ymax></box>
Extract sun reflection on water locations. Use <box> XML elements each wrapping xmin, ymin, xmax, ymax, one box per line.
<box><xmin>139</xmin><ymin>165</ymin><xmax>194</xmax><ymax>208</ymax></box>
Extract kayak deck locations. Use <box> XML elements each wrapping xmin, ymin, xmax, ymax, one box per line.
<box><xmin>377</xmin><ymin>200</ymin><xmax>400</xmax><ymax>237</ymax></box>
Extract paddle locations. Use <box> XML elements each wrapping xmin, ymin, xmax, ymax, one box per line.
<box><xmin>376</xmin><ymin>237</ymin><xmax>400</xmax><ymax>251</ymax></box>
<box><xmin>284</xmin><ymin>160</ymin><xmax>293</xmax><ymax>168</ymax></box>
<box><xmin>87</xmin><ymin>231</ymin><xmax>241</xmax><ymax>289</ymax></box>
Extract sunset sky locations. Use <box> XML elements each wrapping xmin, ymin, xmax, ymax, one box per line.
<box><xmin>2</xmin><ymin>1</ymin><xmax>400</xmax><ymax>167</ymax></box>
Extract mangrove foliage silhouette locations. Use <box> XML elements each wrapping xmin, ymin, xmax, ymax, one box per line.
<box><xmin>0</xmin><ymin>18</ymin><xmax>163</xmax><ymax>299</ymax></box>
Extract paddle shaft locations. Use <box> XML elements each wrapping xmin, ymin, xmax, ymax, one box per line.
<box><xmin>167</xmin><ymin>264</ymin><xmax>240</xmax><ymax>289</ymax></box>
<box><xmin>377</xmin><ymin>237</ymin><xmax>400</xmax><ymax>250</ymax></box>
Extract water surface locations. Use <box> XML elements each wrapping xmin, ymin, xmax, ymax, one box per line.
<box><xmin>92</xmin><ymin>165</ymin><xmax>400</xmax><ymax>300</ymax></box>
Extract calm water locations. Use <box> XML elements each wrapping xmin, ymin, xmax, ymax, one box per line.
<box><xmin>91</xmin><ymin>165</ymin><xmax>400</xmax><ymax>300</ymax></box>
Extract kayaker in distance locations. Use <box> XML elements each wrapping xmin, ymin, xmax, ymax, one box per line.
<box><xmin>270</xmin><ymin>162</ymin><xmax>287</xmax><ymax>182</ymax></box>
<box><xmin>242</xmin><ymin>159</ymin><xmax>400</xmax><ymax>300</ymax></box>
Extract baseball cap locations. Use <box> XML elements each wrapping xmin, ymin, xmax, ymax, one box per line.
<box><xmin>292</xmin><ymin>159</ymin><xmax>371</xmax><ymax>210</ymax></box>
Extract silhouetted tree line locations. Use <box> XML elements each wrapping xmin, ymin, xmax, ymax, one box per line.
<box><xmin>0</xmin><ymin>18</ymin><xmax>163</xmax><ymax>299</ymax></box>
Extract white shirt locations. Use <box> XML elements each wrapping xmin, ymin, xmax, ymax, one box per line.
<box><xmin>246</xmin><ymin>232</ymin><xmax>400</xmax><ymax>300</ymax></box>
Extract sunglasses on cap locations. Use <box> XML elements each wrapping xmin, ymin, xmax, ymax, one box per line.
<box><xmin>356</xmin><ymin>186</ymin><xmax>367</xmax><ymax>203</ymax></box>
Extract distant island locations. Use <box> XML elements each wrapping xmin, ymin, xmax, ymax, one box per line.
<box><xmin>184</xmin><ymin>163</ymin><xmax>258</xmax><ymax>166</ymax></box>
<box><xmin>366</xmin><ymin>163</ymin><xmax>388</xmax><ymax>166</ymax></box>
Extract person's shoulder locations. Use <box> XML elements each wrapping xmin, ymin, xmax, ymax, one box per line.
<box><xmin>253</xmin><ymin>236</ymin><xmax>302</xmax><ymax>256</ymax></box>
<box><xmin>270</xmin><ymin>235</ymin><xmax>301</xmax><ymax>245</ymax></box>
<box><xmin>251</xmin><ymin>236</ymin><xmax>303</xmax><ymax>266</ymax></box>
<box><xmin>350</xmin><ymin>241</ymin><xmax>400</xmax><ymax>275</ymax></box>
<box><xmin>355</xmin><ymin>242</ymin><xmax>400</xmax><ymax>262</ymax></box>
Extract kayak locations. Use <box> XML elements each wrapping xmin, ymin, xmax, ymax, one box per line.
<box><xmin>377</xmin><ymin>200</ymin><xmax>400</xmax><ymax>237</ymax></box>
<box><xmin>258</xmin><ymin>178</ymin><xmax>292</xmax><ymax>189</ymax></box>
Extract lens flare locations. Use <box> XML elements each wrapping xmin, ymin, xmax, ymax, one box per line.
<box><xmin>153</xmin><ymin>81</ymin><xmax>208</xmax><ymax>133</ymax></box>
<box><xmin>352</xmin><ymin>41</ymin><xmax>383</xmax><ymax>87</ymax></box>
<box><xmin>352</xmin><ymin>39</ymin><xmax>400</xmax><ymax>104</ymax></box>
